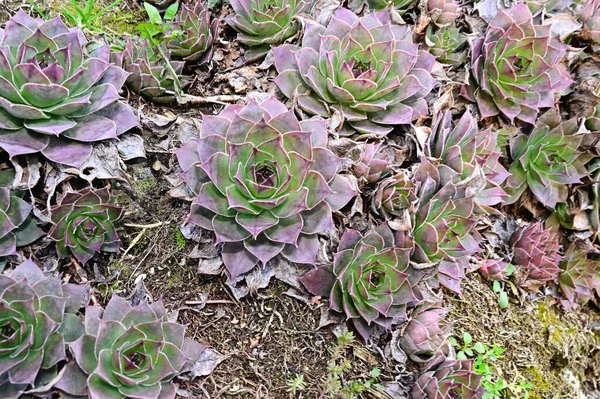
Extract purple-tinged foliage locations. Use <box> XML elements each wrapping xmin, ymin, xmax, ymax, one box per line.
<box><xmin>166</xmin><ymin>2</ymin><xmax>219</xmax><ymax>64</ymax></box>
<box><xmin>510</xmin><ymin>222</ymin><xmax>562</xmax><ymax>289</ymax></box>
<box><xmin>56</xmin><ymin>295</ymin><xmax>205</xmax><ymax>399</ymax></box>
<box><xmin>412</xmin><ymin>354</ymin><xmax>486</xmax><ymax>398</ymax></box>
<box><xmin>581</xmin><ymin>0</ymin><xmax>600</xmax><ymax>44</ymax></box>
<box><xmin>352</xmin><ymin>142</ymin><xmax>393</xmax><ymax>185</ymax></box>
<box><xmin>48</xmin><ymin>188</ymin><xmax>123</xmax><ymax>265</ymax></box>
<box><xmin>363</xmin><ymin>0</ymin><xmax>418</xmax><ymax>13</ymax></box>
<box><xmin>503</xmin><ymin>111</ymin><xmax>590</xmax><ymax>209</ymax></box>
<box><xmin>425</xmin><ymin>25</ymin><xmax>468</xmax><ymax>67</ymax></box>
<box><xmin>0</xmin><ymin>259</ymin><xmax>88</xmax><ymax>398</ymax></box>
<box><xmin>0</xmin><ymin>187</ymin><xmax>37</xmax><ymax>257</ymax></box>
<box><xmin>559</xmin><ymin>245</ymin><xmax>600</xmax><ymax>306</ymax></box>
<box><xmin>427</xmin><ymin>0</ymin><xmax>460</xmax><ymax>27</ymax></box>
<box><xmin>274</xmin><ymin>9</ymin><xmax>436</xmax><ymax>136</ymax></box>
<box><xmin>400</xmin><ymin>306</ymin><xmax>450</xmax><ymax>363</ymax></box>
<box><xmin>176</xmin><ymin>98</ymin><xmax>356</xmax><ymax>279</ymax></box>
<box><xmin>372</xmin><ymin>171</ymin><xmax>418</xmax><ymax>231</ymax></box>
<box><xmin>300</xmin><ymin>225</ymin><xmax>425</xmax><ymax>341</ymax></box>
<box><xmin>585</xmin><ymin>102</ymin><xmax>600</xmax><ymax>131</ymax></box>
<box><xmin>478</xmin><ymin>259</ymin><xmax>511</xmax><ymax>281</ymax></box>
<box><xmin>427</xmin><ymin>110</ymin><xmax>509</xmax><ymax>210</ymax></box>
<box><xmin>113</xmin><ymin>39</ymin><xmax>190</xmax><ymax>104</ymax></box>
<box><xmin>0</xmin><ymin>11</ymin><xmax>137</xmax><ymax>167</ymax></box>
<box><xmin>461</xmin><ymin>3</ymin><xmax>572</xmax><ymax>124</ymax></box>
<box><xmin>525</xmin><ymin>0</ymin><xmax>576</xmax><ymax>15</ymax></box>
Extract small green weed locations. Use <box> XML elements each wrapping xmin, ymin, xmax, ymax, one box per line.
<box><xmin>61</xmin><ymin>0</ymin><xmax>124</xmax><ymax>32</ymax></box>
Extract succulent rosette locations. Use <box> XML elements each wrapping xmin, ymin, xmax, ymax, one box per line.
<box><xmin>372</xmin><ymin>171</ymin><xmax>418</xmax><ymax>231</ymax></box>
<box><xmin>166</xmin><ymin>2</ymin><xmax>219</xmax><ymax>64</ymax></box>
<box><xmin>412</xmin><ymin>354</ymin><xmax>485</xmax><ymax>399</ymax></box>
<box><xmin>0</xmin><ymin>187</ymin><xmax>36</xmax><ymax>257</ymax></box>
<box><xmin>478</xmin><ymin>259</ymin><xmax>511</xmax><ymax>281</ymax></box>
<box><xmin>0</xmin><ymin>11</ymin><xmax>137</xmax><ymax>168</ymax></box>
<box><xmin>461</xmin><ymin>3</ymin><xmax>572</xmax><ymax>124</ymax></box>
<box><xmin>0</xmin><ymin>259</ymin><xmax>88</xmax><ymax>398</ymax></box>
<box><xmin>274</xmin><ymin>9</ymin><xmax>436</xmax><ymax>136</ymax></box>
<box><xmin>48</xmin><ymin>188</ymin><xmax>124</xmax><ymax>265</ymax></box>
<box><xmin>176</xmin><ymin>98</ymin><xmax>356</xmax><ymax>279</ymax></box>
<box><xmin>56</xmin><ymin>295</ymin><xmax>205</xmax><ymax>399</ymax></box>
<box><xmin>558</xmin><ymin>246</ymin><xmax>600</xmax><ymax>306</ymax></box>
<box><xmin>352</xmin><ymin>142</ymin><xmax>393</xmax><ymax>185</ymax></box>
<box><xmin>362</xmin><ymin>0</ymin><xmax>418</xmax><ymax>14</ymax></box>
<box><xmin>503</xmin><ymin>111</ymin><xmax>590</xmax><ymax>209</ymax></box>
<box><xmin>581</xmin><ymin>0</ymin><xmax>600</xmax><ymax>44</ymax></box>
<box><xmin>300</xmin><ymin>225</ymin><xmax>426</xmax><ymax>340</ymax></box>
<box><xmin>427</xmin><ymin>110</ymin><xmax>509</xmax><ymax>210</ymax></box>
<box><xmin>114</xmin><ymin>39</ymin><xmax>189</xmax><ymax>104</ymax></box>
<box><xmin>510</xmin><ymin>222</ymin><xmax>562</xmax><ymax>289</ymax></box>
<box><xmin>427</xmin><ymin>0</ymin><xmax>460</xmax><ymax>27</ymax></box>
<box><xmin>227</xmin><ymin>0</ymin><xmax>310</xmax><ymax>59</ymax></box>
<box><xmin>425</xmin><ymin>25</ymin><xmax>468</xmax><ymax>67</ymax></box>
<box><xmin>399</xmin><ymin>306</ymin><xmax>450</xmax><ymax>363</ymax></box>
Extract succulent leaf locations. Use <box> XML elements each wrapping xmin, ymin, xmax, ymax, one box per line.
<box><xmin>427</xmin><ymin>0</ymin><xmax>460</xmax><ymax>27</ymax></box>
<box><xmin>580</xmin><ymin>0</ymin><xmax>600</xmax><ymax>44</ymax></box>
<box><xmin>352</xmin><ymin>142</ymin><xmax>393</xmax><ymax>185</ymax></box>
<box><xmin>0</xmin><ymin>11</ymin><xmax>137</xmax><ymax>167</ymax></box>
<box><xmin>558</xmin><ymin>245</ymin><xmax>600</xmax><ymax>306</ymax></box>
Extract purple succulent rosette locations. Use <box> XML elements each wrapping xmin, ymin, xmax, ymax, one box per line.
<box><xmin>55</xmin><ymin>295</ymin><xmax>205</xmax><ymax>399</ymax></box>
<box><xmin>427</xmin><ymin>110</ymin><xmax>509</xmax><ymax>210</ymax></box>
<box><xmin>412</xmin><ymin>354</ymin><xmax>486</xmax><ymax>398</ymax></box>
<box><xmin>48</xmin><ymin>188</ymin><xmax>124</xmax><ymax>264</ymax></box>
<box><xmin>300</xmin><ymin>225</ymin><xmax>426</xmax><ymax>340</ymax></box>
<box><xmin>166</xmin><ymin>2</ymin><xmax>219</xmax><ymax>64</ymax></box>
<box><xmin>478</xmin><ymin>259</ymin><xmax>511</xmax><ymax>281</ymax></box>
<box><xmin>0</xmin><ymin>11</ymin><xmax>138</xmax><ymax>168</ymax></box>
<box><xmin>274</xmin><ymin>9</ymin><xmax>436</xmax><ymax>136</ymax></box>
<box><xmin>427</xmin><ymin>0</ymin><xmax>460</xmax><ymax>27</ymax></box>
<box><xmin>352</xmin><ymin>141</ymin><xmax>393</xmax><ymax>185</ymax></box>
<box><xmin>559</xmin><ymin>246</ymin><xmax>600</xmax><ymax>307</ymax></box>
<box><xmin>0</xmin><ymin>259</ymin><xmax>89</xmax><ymax>399</ymax></box>
<box><xmin>399</xmin><ymin>306</ymin><xmax>450</xmax><ymax>363</ymax></box>
<box><xmin>461</xmin><ymin>3</ymin><xmax>572</xmax><ymax>124</ymax></box>
<box><xmin>176</xmin><ymin>98</ymin><xmax>356</xmax><ymax>279</ymax></box>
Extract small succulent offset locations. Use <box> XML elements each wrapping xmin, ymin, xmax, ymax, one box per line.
<box><xmin>412</xmin><ymin>354</ymin><xmax>486</xmax><ymax>398</ymax></box>
<box><xmin>352</xmin><ymin>142</ymin><xmax>393</xmax><ymax>185</ymax></box>
<box><xmin>56</xmin><ymin>295</ymin><xmax>205</xmax><ymax>399</ymax></box>
<box><xmin>461</xmin><ymin>3</ymin><xmax>572</xmax><ymax>124</ymax></box>
<box><xmin>274</xmin><ymin>9</ymin><xmax>436</xmax><ymax>136</ymax></box>
<box><xmin>510</xmin><ymin>222</ymin><xmax>561</xmax><ymax>289</ymax></box>
<box><xmin>399</xmin><ymin>306</ymin><xmax>450</xmax><ymax>363</ymax></box>
<box><xmin>581</xmin><ymin>0</ymin><xmax>600</xmax><ymax>44</ymax></box>
<box><xmin>425</xmin><ymin>25</ymin><xmax>468</xmax><ymax>67</ymax></box>
<box><xmin>0</xmin><ymin>11</ymin><xmax>137</xmax><ymax>168</ymax></box>
<box><xmin>427</xmin><ymin>110</ymin><xmax>509</xmax><ymax>210</ymax></box>
<box><xmin>114</xmin><ymin>39</ymin><xmax>189</xmax><ymax>103</ymax></box>
<box><xmin>300</xmin><ymin>225</ymin><xmax>426</xmax><ymax>340</ymax></box>
<box><xmin>478</xmin><ymin>259</ymin><xmax>512</xmax><ymax>281</ymax></box>
<box><xmin>227</xmin><ymin>0</ymin><xmax>310</xmax><ymax>59</ymax></box>
<box><xmin>503</xmin><ymin>111</ymin><xmax>590</xmax><ymax>209</ymax></box>
<box><xmin>363</xmin><ymin>0</ymin><xmax>418</xmax><ymax>13</ymax></box>
<box><xmin>0</xmin><ymin>259</ymin><xmax>88</xmax><ymax>398</ymax></box>
<box><xmin>559</xmin><ymin>246</ymin><xmax>600</xmax><ymax>306</ymax></box>
<box><xmin>49</xmin><ymin>188</ymin><xmax>124</xmax><ymax>264</ymax></box>
<box><xmin>427</xmin><ymin>0</ymin><xmax>460</xmax><ymax>27</ymax></box>
<box><xmin>166</xmin><ymin>2</ymin><xmax>219</xmax><ymax>64</ymax></box>
<box><xmin>176</xmin><ymin>98</ymin><xmax>356</xmax><ymax>279</ymax></box>
<box><xmin>372</xmin><ymin>171</ymin><xmax>418</xmax><ymax>231</ymax></box>
<box><xmin>0</xmin><ymin>187</ymin><xmax>39</xmax><ymax>257</ymax></box>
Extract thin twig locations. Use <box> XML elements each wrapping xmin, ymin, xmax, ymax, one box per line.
<box><xmin>177</xmin><ymin>94</ymin><xmax>243</xmax><ymax>106</ymax></box>
<box><xmin>124</xmin><ymin>221</ymin><xmax>164</xmax><ymax>229</ymax></box>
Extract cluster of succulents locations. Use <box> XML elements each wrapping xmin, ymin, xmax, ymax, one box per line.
<box><xmin>274</xmin><ymin>9</ymin><xmax>436</xmax><ymax>135</ymax></box>
<box><xmin>0</xmin><ymin>11</ymin><xmax>137</xmax><ymax>167</ymax></box>
<box><xmin>461</xmin><ymin>3</ymin><xmax>573</xmax><ymax>124</ymax></box>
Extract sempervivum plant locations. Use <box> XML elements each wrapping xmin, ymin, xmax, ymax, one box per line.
<box><xmin>559</xmin><ymin>246</ymin><xmax>600</xmax><ymax>306</ymax></box>
<box><xmin>352</xmin><ymin>142</ymin><xmax>393</xmax><ymax>185</ymax></box>
<box><xmin>478</xmin><ymin>259</ymin><xmax>512</xmax><ymax>281</ymax></box>
<box><xmin>300</xmin><ymin>225</ymin><xmax>426</xmax><ymax>340</ymax></box>
<box><xmin>372</xmin><ymin>171</ymin><xmax>418</xmax><ymax>231</ymax></box>
<box><xmin>114</xmin><ymin>39</ymin><xmax>189</xmax><ymax>104</ymax></box>
<box><xmin>427</xmin><ymin>110</ymin><xmax>509</xmax><ymax>210</ymax></box>
<box><xmin>56</xmin><ymin>295</ymin><xmax>205</xmax><ymax>399</ymax></box>
<box><xmin>425</xmin><ymin>25</ymin><xmax>468</xmax><ymax>67</ymax></box>
<box><xmin>581</xmin><ymin>0</ymin><xmax>600</xmax><ymax>44</ymax></box>
<box><xmin>49</xmin><ymin>188</ymin><xmax>124</xmax><ymax>264</ymax></box>
<box><xmin>166</xmin><ymin>2</ymin><xmax>219</xmax><ymax>63</ymax></box>
<box><xmin>399</xmin><ymin>306</ymin><xmax>450</xmax><ymax>363</ymax></box>
<box><xmin>503</xmin><ymin>111</ymin><xmax>590</xmax><ymax>209</ymax></box>
<box><xmin>0</xmin><ymin>11</ymin><xmax>137</xmax><ymax>168</ymax></box>
<box><xmin>510</xmin><ymin>222</ymin><xmax>562</xmax><ymax>289</ymax></box>
<box><xmin>412</xmin><ymin>354</ymin><xmax>485</xmax><ymax>398</ymax></box>
<box><xmin>175</xmin><ymin>98</ymin><xmax>356</xmax><ymax>279</ymax></box>
<box><xmin>227</xmin><ymin>0</ymin><xmax>309</xmax><ymax>58</ymax></box>
<box><xmin>526</xmin><ymin>0</ymin><xmax>577</xmax><ymax>15</ymax></box>
<box><xmin>0</xmin><ymin>259</ymin><xmax>88</xmax><ymax>398</ymax></box>
<box><xmin>461</xmin><ymin>3</ymin><xmax>572</xmax><ymax>124</ymax></box>
<box><xmin>274</xmin><ymin>9</ymin><xmax>436</xmax><ymax>136</ymax></box>
<box><xmin>427</xmin><ymin>0</ymin><xmax>460</xmax><ymax>27</ymax></box>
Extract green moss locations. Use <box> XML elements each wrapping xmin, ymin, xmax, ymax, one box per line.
<box><xmin>524</xmin><ymin>367</ymin><xmax>551</xmax><ymax>399</ymax></box>
<box><xmin>175</xmin><ymin>229</ymin><xmax>186</xmax><ymax>249</ymax></box>
<box><xmin>132</xmin><ymin>178</ymin><xmax>156</xmax><ymax>197</ymax></box>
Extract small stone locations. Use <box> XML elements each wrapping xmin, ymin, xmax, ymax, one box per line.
<box><xmin>152</xmin><ymin>160</ymin><xmax>162</xmax><ymax>171</ymax></box>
